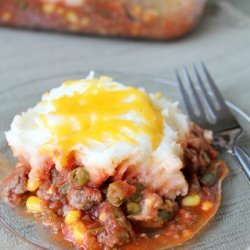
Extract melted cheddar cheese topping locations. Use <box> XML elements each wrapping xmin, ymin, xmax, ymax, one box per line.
<box><xmin>39</xmin><ymin>77</ymin><xmax>164</xmax><ymax>165</ymax></box>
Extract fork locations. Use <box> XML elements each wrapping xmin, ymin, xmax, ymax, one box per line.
<box><xmin>176</xmin><ymin>62</ymin><xmax>250</xmax><ymax>183</ymax></box>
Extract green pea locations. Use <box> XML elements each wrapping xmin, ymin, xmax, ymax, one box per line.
<box><xmin>69</xmin><ymin>167</ymin><xmax>89</xmax><ymax>187</ymax></box>
<box><xmin>201</xmin><ymin>163</ymin><xmax>221</xmax><ymax>187</ymax></box>
<box><xmin>200</xmin><ymin>172</ymin><xmax>217</xmax><ymax>186</ymax></box>
<box><xmin>157</xmin><ymin>209</ymin><xmax>171</xmax><ymax>222</ymax></box>
<box><xmin>126</xmin><ymin>202</ymin><xmax>141</xmax><ymax>215</ymax></box>
<box><xmin>107</xmin><ymin>183</ymin><xmax>124</xmax><ymax>207</ymax></box>
<box><xmin>116</xmin><ymin>231</ymin><xmax>130</xmax><ymax>243</ymax></box>
<box><xmin>128</xmin><ymin>183</ymin><xmax>144</xmax><ymax>202</ymax></box>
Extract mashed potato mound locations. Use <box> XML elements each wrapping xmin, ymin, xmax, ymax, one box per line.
<box><xmin>6</xmin><ymin>73</ymin><xmax>190</xmax><ymax>199</ymax></box>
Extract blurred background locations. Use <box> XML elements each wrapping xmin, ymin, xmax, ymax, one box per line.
<box><xmin>0</xmin><ymin>0</ymin><xmax>249</xmax><ymax>113</ymax></box>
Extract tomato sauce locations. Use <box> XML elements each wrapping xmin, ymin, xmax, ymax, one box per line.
<box><xmin>1</xmin><ymin>123</ymin><xmax>229</xmax><ymax>250</ymax></box>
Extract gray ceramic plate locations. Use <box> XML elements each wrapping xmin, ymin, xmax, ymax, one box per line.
<box><xmin>0</xmin><ymin>72</ymin><xmax>249</xmax><ymax>250</ymax></box>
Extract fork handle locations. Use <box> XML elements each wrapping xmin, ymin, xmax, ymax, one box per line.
<box><xmin>232</xmin><ymin>146</ymin><xmax>250</xmax><ymax>183</ymax></box>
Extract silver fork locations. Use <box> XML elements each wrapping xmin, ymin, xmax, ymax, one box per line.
<box><xmin>176</xmin><ymin>62</ymin><xmax>250</xmax><ymax>183</ymax></box>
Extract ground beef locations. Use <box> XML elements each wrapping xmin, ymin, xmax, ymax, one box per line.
<box><xmin>97</xmin><ymin>201</ymin><xmax>135</xmax><ymax>248</ymax></box>
<box><xmin>184</xmin><ymin>124</ymin><xmax>217</xmax><ymax>175</ymax></box>
<box><xmin>2</xmin><ymin>163</ymin><xmax>30</xmax><ymax>205</ymax></box>
<box><xmin>37</xmin><ymin>181</ymin><xmax>53</xmax><ymax>201</ymax></box>
<box><xmin>67</xmin><ymin>187</ymin><xmax>102</xmax><ymax>211</ymax></box>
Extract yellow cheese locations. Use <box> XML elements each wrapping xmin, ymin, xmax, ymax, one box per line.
<box><xmin>40</xmin><ymin>78</ymin><xmax>164</xmax><ymax>166</ymax></box>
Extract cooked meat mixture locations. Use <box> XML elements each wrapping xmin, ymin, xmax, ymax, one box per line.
<box><xmin>1</xmin><ymin>124</ymin><xmax>227</xmax><ymax>250</ymax></box>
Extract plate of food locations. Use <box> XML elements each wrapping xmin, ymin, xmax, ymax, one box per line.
<box><xmin>0</xmin><ymin>71</ymin><xmax>249</xmax><ymax>250</ymax></box>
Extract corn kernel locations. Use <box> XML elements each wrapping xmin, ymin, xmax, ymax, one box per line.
<box><xmin>65</xmin><ymin>210</ymin><xmax>81</xmax><ymax>225</ymax></box>
<box><xmin>201</xmin><ymin>201</ymin><xmax>213</xmax><ymax>211</ymax></box>
<box><xmin>42</xmin><ymin>3</ymin><xmax>55</xmax><ymax>14</ymax></box>
<box><xmin>182</xmin><ymin>194</ymin><xmax>201</xmax><ymax>207</ymax></box>
<box><xmin>27</xmin><ymin>179</ymin><xmax>42</xmax><ymax>192</ymax></box>
<box><xmin>73</xmin><ymin>221</ymin><xmax>87</xmax><ymax>243</ymax></box>
<box><xmin>26</xmin><ymin>196</ymin><xmax>42</xmax><ymax>213</ymax></box>
<box><xmin>67</xmin><ymin>11</ymin><xmax>78</xmax><ymax>23</ymax></box>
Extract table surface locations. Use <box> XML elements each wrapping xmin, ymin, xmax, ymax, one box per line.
<box><xmin>0</xmin><ymin>0</ymin><xmax>250</xmax><ymax>249</ymax></box>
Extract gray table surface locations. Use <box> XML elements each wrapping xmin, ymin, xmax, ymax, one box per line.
<box><xmin>0</xmin><ymin>0</ymin><xmax>250</xmax><ymax>249</ymax></box>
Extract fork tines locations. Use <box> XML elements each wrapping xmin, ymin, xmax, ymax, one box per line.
<box><xmin>176</xmin><ymin>63</ymin><xmax>239</xmax><ymax>132</ymax></box>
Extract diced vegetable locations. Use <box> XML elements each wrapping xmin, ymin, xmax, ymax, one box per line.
<box><xmin>201</xmin><ymin>172</ymin><xmax>216</xmax><ymax>187</ymax></box>
<box><xmin>128</xmin><ymin>183</ymin><xmax>144</xmax><ymax>202</ymax></box>
<box><xmin>69</xmin><ymin>167</ymin><xmax>89</xmax><ymax>187</ymax></box>
<box><xmin>27</xmin><ymin>179</ymin><xmax>41</xmax><ymax>192</ymax></box>
<box><xmin>107</xmin><ymin>181</ymin><xmax>135</xmax><ymax>207</ymax></box>
<box><xmin>126</xmin><ymin>202</ymin><xmax>141</xmax><ymax>215</ymax></box>
<box><xmin>201</xmin><ymin>162</ymin><xmax>221</xmax><ymax>187</ymax></box>
<box><xmin>182</xmin><ymin>194</ymin><xmax>201</xmax><ymax>207</ymax></box>
<box><xmin>65</xmin><ymin>210</ymin><xmax>82</xmax><ymax>224</ymax></box>
<box><xmin>154</xmin><ymin>200</ymin><xmax>178</xmax><ymax>226</ymax></box>
<box><xmin>157</xmin><ymin>209</ymin><xmax>171</xmax><ymax>222</ymax></box>
<box><xmin>26</xmin><ymin>196</ymin><xmax>43</xmax><ymax>213</ymax></box>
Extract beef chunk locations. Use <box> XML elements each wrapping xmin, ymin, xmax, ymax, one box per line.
<box><xmin>67</xmin><ymin>187</ymin><xmax>102</xmax><ymax>211</ymax></box>
<box><xmin>184</xmin><ymin>124</ymin><xmax>217</xmax><ymax>175</ymax></box>
<box><xmin>2</xmin><ymin>164</ymin><xmax>30</xmax><ymax>205</ymax></box>
<box><xmin>97</xmin><ymin>201</ymin><xmax>135</xmax><ymax>248</ymax></box>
